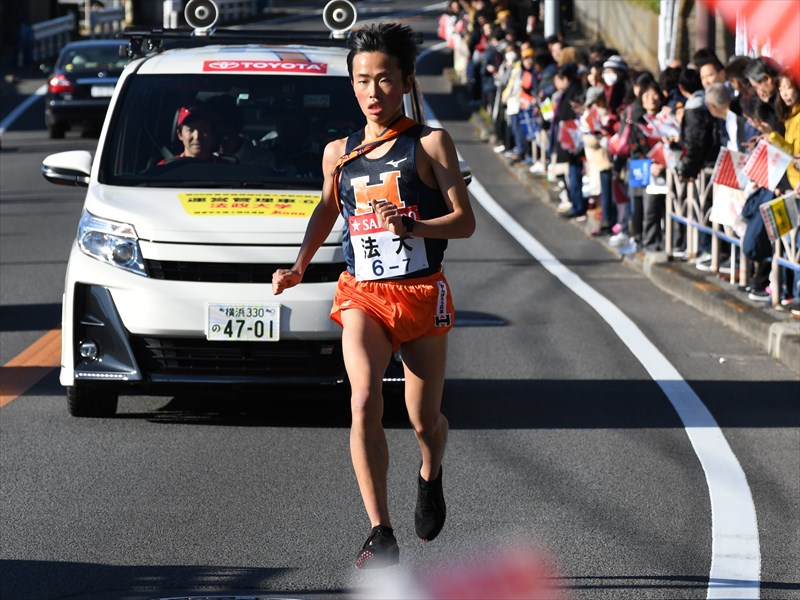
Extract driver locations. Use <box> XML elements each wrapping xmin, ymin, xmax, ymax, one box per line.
<box><xmin>158</xmin><ymin>104</ymin><xmax>218</xmax><ymax>164</ymax></box>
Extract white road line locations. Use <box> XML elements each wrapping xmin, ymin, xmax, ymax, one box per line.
<box><xmin>420</xmin><ymin>41</ymin><xmax>761</xmax><ymax>599</ymax></box>
<box><xmin>0</xmin><ymin>84</ymin><xmax>46</xmax><ymax>136</ymax></box>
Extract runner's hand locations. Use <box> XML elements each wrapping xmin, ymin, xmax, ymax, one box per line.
<box><xmin>272</xmin><ymin>268</ymin><xmax>303</xmax><ymax>295</ymax></box>
<box><xmin>371</xmin><ymin>199</ymin><xmax>409</xmax><ymax>236</ymax></box>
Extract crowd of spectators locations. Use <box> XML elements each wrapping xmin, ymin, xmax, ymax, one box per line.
<box><xmin>438</xmin><ymin>0</ymin><xmax>800</xmax><ymax>313</ymax></box>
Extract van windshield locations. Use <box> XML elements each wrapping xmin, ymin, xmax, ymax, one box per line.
<box><xmin>102</xmin><ymin>74</ymin><xmax>363</xmax><ymax>188</ymax></box>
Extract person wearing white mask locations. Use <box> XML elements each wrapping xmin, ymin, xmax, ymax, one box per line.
<box><xmin>602</xmin><ymin>54</ymin><xmax>628</xmax><ymax>116</ymax></box>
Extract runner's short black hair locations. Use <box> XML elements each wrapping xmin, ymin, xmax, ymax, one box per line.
<box><xmin>347</xmin><ymin>23</ymin><xmax>418</xmax><ymax>80</ymax></box>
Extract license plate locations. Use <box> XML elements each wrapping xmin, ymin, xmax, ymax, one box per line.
<box><xmin>206</xmin><ymin>303</ymin><xmax>280</xmax><ymax>341</ymax></box>
<box><xmin>90</xmin><ymin>85</ymin><xmax>115</xmax><ymax>98</ymax></box>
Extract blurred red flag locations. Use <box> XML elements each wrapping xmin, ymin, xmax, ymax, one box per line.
<box><xmin>700</xmin><ymin>0</ymin><xmax>800</xmax><ymax>81</ymax></box>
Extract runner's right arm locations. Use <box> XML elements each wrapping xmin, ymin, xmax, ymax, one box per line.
<box><xmin>272</xmin><ymin>138</ymin><xmax>345</xmax><ymax>295</ymax></box>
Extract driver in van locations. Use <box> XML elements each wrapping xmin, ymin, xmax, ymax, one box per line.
<box><xmin>158</xmin><ymin>104</ymin><xmax>218</xmax><ymax>164</ymax></box>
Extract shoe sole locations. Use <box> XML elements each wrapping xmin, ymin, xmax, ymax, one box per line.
<box><xmin>356</xmin><ymin>546</ymin><xmax>400</xmax><ymax>570</ymax></box>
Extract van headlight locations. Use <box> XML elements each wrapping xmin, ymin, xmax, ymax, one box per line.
<box><xmin>77</xmin><ymin>210</ymin><xmax>147</xmax><ymax>277</ymax></box>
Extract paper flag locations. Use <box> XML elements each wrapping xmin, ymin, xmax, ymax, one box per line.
<box><xmin>643</xmin><ymin>112</ymin><xmax>681</xmax><ymax>139</ymax></box>
<box><xmin>558</xmin><ymin>119</ymin><xmax>582</xmax><ymax>153</ymax></box>
<box><xmin>743</xmin><ymin>140</ymin><xmax>793</xmax><ymax>190</ymax></box>
<box><xmin>711</xmin><ymin>147</ymin><xmax>749</xmax><ymax>190</ymax></box>
<box><xmin>759</xmin><ymin>193</ymin><xmax>799</xmax><ymax>241</ymax></box>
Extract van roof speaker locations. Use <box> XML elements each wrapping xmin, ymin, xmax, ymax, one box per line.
<box><xmin>323</xmin><ymin>0</ymin><xmax>358</xmax><ymax>37</ymax></box>
<box><xmin>185</xmin><ymin>0</ymin><xmax>219</xmax><ymax>32</ymax></box>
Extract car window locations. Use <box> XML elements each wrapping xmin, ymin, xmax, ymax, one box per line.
<box><xmin>103</xmin><ymin>74</ymin><xmax>364</xmax><ymax>189</ymax></box>
<box><xmin>61</xmin><ymin>45</ymin><xmax>128</xmax><ymax>72</ymax></box>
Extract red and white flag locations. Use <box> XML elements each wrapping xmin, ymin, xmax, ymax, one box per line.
<box><xmin>558</xmin><ymin>119</ymin><xmax>582</xmax><ymax>153</ymax></box>
<box><xmin>743</xmin><ymin>140</ymin><xmax>793</xmax><ymax>190</ymax></box>
<box><xmin>584</xmin><ymin>105</ymin><xmax>601</xmax><ymax>132</ymax></box>
<box><xmin>643</xmin><ymin>112</ymin><xmax>681</xmax><ymax>139</ymax></box>
<box><xmin>711</xmin><ymin>147</ymin><xmax>749</xmax><ymax>190</ymax></box>
<box><xmin>647</xmin><ymin>142</ymin><xmax>667</xmax><ymax>166</ymax></box>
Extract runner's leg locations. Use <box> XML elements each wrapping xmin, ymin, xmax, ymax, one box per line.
<box><xmin>341</xmin><ymin>308</ymin><xmax>394</xmax><ymax>528</ymax></box>
<box><xmin>401</xmin><ymin>334</ymin><xmax>449</xmax><ymax>481</ymax></box>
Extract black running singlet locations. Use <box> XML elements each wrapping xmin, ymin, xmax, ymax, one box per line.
<box><xmin>338</xmin><ymin>124</ymin><xmax>449</xmax><ymax>281</ymax></box>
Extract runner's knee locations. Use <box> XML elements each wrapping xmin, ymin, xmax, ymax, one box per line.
<box><xmin>351</xmin><ymin>387</ymin><xmax>383</xmax><ymax>426</ymax></box>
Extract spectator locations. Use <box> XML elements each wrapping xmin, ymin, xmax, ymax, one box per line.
<box><xmin>764</xmin><ymin>71</ymin><xmax>800</xmax><ymax>192</ymax></box>
<box><xmin>551</xmin><ymin>62</ymin><xmax>586</xmax><ymax>219</ymax></box>
<box><xmin>626</xmin><ymin>79</ymin><xmax>670</xmax><ymax>252</ymax></box>
<box><xmin>581</xmin><ymin>85</ymin><xmax>616</xmax><ymax>235</ymax></box>
<box><xmin>587</xmin><ymin>40</ymin><xmax>606</xmax><ymax>65</ymax></box>
<box><xmin>724</xmin><ymin>55</ymin><xmax>753</xmax><ymax>97</ymax></box>
<box><xmin>586</xmin><ymin>60</ymin><xmax>603</xmax><ymax>88</ymax></box>
<box><xmin>492</xmin><ymin>43</ymin><xmax>520</xmax><ymax>155</ymax></box>
<box><xmin>705</xmin><ymin>83</ymin><xmax>747</xmax><ymax>152</ymax></box>
<box><xmin>740</xmin><ymin>99</ymin><xmax>782</xmax><ymax>301</ymax></box>
<box><xmin>602</xmin><ymin>54</ymin><xmax>629</xmax><ymax>116</ymax></box>
<box><xmin>695</xmin><ymin>51</ymin><xmax>726</xmax><ymax>90</ymax></box>
<box><xmin>659</xmin><ymin>66</ymin><xmax>683</xmax><ymax>112</ymax></box>
<box><xmin>744</xmin><ymin>56</ymin><xmax>782</xmax><ymax>104</ymax></box>
<box><xmin>533</xmin><ymin>47</ymin><xmax>558</xmax><ymax>100</ymax></box>
<box><xmin>675</xmin><ymin>67</ymin><xmax>717</xmax><ymax>181</ymax></box>
<box><xmin>558</xmin><ymin>46</ymin><xmax>580</xmax><ymax>67</ymax></box>
<box><xmin>479</xmin><ymin>26</ymin><xmax>505</xmax><ymax>114</ymax></box>
<box><xmin>675</xmin><ymin>67</ymin><xmax>718</xmax><ymax>266</ymax></box>
<box><xmin>499</xmin><ymin>45</ymin><xmax>527</xmax><ymax>162</ymax></box>
<box><xmin>767</xmin><ymin>71</ymin><xmax>800</xmax><ymax>305</ymax></box>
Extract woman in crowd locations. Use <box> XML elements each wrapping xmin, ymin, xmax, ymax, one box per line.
<box><xmin>630</xmin><ymin>79</ymin><xmax>669</xmax><ymax>251</ymax></box>
<box><xmin>551</xmin><ymin>62</ymin><xmax>586</xmax><ymax>218</ymax></box>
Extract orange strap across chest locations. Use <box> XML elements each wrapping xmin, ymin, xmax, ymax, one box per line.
<box><xmin>332</xmin><ymin>116</ymin><xmax>418</xmax><ymax>213</ymax></box>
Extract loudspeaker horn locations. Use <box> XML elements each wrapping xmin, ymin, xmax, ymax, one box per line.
<box><xmin>185</xmin><ymin>0</ymin><xmax>219</xmax><ymax>31</ymax></box>
<box><xmin>322</xmin><ymin>0</ymin><xmax>358</xmax><ymax>35</ymax></box>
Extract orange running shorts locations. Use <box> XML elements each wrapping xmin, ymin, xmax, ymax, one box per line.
<box><xmin>330</xmin><ymin>270</ymin><xmax>455</xmax><ymax>351</ymax></box>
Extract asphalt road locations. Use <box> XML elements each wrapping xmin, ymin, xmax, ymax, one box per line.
<box><xmin>1</xmin><ymin>2</ymin><xmax>798</xmax><ymax>599</ymax></box>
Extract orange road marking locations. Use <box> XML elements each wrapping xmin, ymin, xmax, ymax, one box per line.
<box><xmin>0</xmin><ymin>329</ymin><xmax>62</xmax><ymax>407</ymax></box>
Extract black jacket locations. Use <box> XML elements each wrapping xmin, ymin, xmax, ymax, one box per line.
<box><xmin>552</xmin><ymin>79</ymin><xmax>584</xmax><ymax>164</ymax></box>
<box><xmin>677</xmin><ymin>90</ymin><xmax>718</xmax><ymax>179</ymax></box>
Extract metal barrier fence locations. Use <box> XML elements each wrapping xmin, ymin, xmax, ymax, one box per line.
<box><xmin>216</xmin><ymin>0</ymin><xmax>260</xmax><ymax>22</ymax></box>
<box><xmin>89</xmin><ymin>6</ymin><xmax>126</xmax><ymax>39</ymax></box>
<box><xmin>25</xmin><ymin>7</ymin><xmax>127</xmax><ymax>66</ymax></box>
<box><xmin>664</xmin><ymin>166</ymin><xmax>800</xmax><ymax>304</ymax></box>
<box><xmin>30</xmin><ymin>15</ymin><xmax>76</xmax><ymax>64</ymax></box>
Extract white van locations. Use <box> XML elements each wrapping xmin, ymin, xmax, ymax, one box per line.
<box><xmin>41</xmin><ymin>4</ymin><xmax>431</xmax><ymax>416</ymax></box>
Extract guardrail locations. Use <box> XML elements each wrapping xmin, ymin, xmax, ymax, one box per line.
<box><xmin>664</xmin><ymin>166</ymin><xmax>799</xmax><ymax>305</ymax></box>
<box><xmin>89</xmin><ymin>6</ymin><xmax>126</xmax><ymax>39</ymax></box>
<box><xmin>216</xmin><ymin>0</ymin><xmax>260</xmax><ymax>22</ymax></box>
<box><xmin>28</xmin><ymin>14</ymin><xmax>76</xmax><ymax>65</ymax></box>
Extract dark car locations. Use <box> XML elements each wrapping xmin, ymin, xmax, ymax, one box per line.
<box><xmin>44</xmin><ymin>39</ymin><xmax>128</xmax><ymax>138</ymax></box>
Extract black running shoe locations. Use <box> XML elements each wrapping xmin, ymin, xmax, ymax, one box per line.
<box><xmin>355</xmin><ymin>525</ymin><xmax>400</xmax><ymax>570</ymax></box>
<box><xmin>415</xmin><ymin>467</ymin><xmax>446</xmax><ymax>541</ymax></box>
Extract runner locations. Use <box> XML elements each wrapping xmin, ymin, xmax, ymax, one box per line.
<box><xmin>272</xmin><ymin>22</ymin><xmax>475</xmax><ymax>569</ymax></box>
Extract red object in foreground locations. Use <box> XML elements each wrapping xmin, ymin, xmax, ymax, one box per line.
<box><xmin>700</xmin><ymin>0</ymin><xmax>800</xmax><ymax>82</ymax></box>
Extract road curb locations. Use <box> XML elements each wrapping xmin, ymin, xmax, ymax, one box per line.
<box><xmin>465</xmin><ymin>112</ymin><xmax>800</xmax><ymax>376</ymax></box>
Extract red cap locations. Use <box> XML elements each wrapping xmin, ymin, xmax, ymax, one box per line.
<box><xmin>177</xmin><ymin>105</ymin><xmax>212</xmax><ymax>128</ymax></box>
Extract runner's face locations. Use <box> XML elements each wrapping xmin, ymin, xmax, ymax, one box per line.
<box><xmin>351</xmin><ymin>51</ymin><xmax>412</xmax><ymax>128</ymax></box>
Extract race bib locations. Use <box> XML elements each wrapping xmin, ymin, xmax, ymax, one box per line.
<box><xmin>349</xmin><ymin>206</ymin><xmax>428</xmax><ymax>281</ymax></box>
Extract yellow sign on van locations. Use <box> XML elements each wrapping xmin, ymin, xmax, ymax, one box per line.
<box><xmin>179</xmin><ymin>192</ymin><xmax>320</xmax><ymax>217</ymax></box>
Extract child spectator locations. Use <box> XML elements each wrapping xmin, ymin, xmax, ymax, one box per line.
<box><xmin>581</xmin><ymin>86</ymin><xmax>616</xmax><ymax>234</ymax></box>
